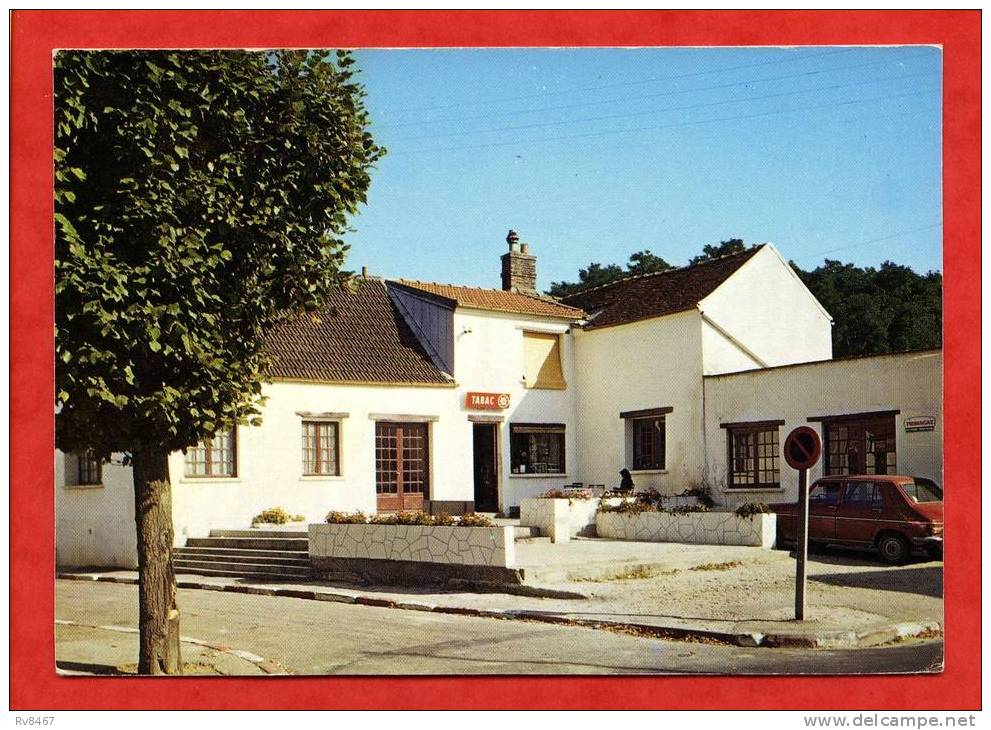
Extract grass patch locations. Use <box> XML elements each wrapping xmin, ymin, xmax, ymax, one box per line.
<box><xmin>577</xmin><ymin>565</ymin><xmax>680</xmax><ymax>582</ymax></box>
<box><xmin>689</xmin><ymin>560</ymin><xmax>743</xmax><ymax>572</ymax></box>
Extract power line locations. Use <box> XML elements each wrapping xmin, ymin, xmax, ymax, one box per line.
<box><xmin>388</xmin><ymin>87</ymin><xmax>937</xmax><ymax>157</ymax></box>
<box><xmin>383</xmin><ymin>47</ymin><xmax>860</xmax><ymax>115</ymax></box>
<box><xmin>816</xmin><ymin>223</ymin><xmax>942</xmax><ymax>256</ymax></box>
<box><xmin>390</xmin><ymin>69</ymin><xmax>937</xmax><ymax>143</ymax></box>
<box><xmin>378</xmin><ymin>48</ymin><xmax>930</xmax><ymax>130</ymax></box>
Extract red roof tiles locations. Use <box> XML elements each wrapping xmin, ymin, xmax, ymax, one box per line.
<box><xmin>264</xmin><ymin>278</ymin><xmax>452</xmax><ymax>385</ymax></box>
<box><xmin>562</xmin><ymin>245</ymin><xmax>764</xmax><ymax>330</ymax></box>
<box><xmin>396</xmin><ymin>280</ymin><xmax>583</xmax><ymax>320</ymax></box>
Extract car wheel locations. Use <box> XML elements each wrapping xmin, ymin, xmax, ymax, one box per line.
<box><xmin>877</xmin><ymin>533</ymin><xmax>910</xmax><ymax>564</ymax></box>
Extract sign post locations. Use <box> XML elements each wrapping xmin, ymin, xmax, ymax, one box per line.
<box><xmin>783</xmin><ymin>426</ymin><xmax>822</xmax><ymax>621</ymax></box>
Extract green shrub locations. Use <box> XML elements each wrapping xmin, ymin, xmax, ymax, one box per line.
<box><xmin>325</xmin><ymin>510</ymin><xmax>368</xmax><ymax>524</ymax></box>
<box><xmin>458</xmin><ymin>512</ymin><xmax>494</xmax><ymax>527</ymax></box>
<box><xmin>735</xmin><ymin>502</ymin><xmax>771</xmax><ymax>518</ymax></box>
<box><xmin>292</xmin><ymin>514</ymin><xmax>306</xmax><ymax>523</ymax></box>
<box><xmin>681</xmin><ymin>484</ymin><xmax>716</xmax><ymax>508</ymax></box>
<box><xmin>251</xmin><ymin>507</ymin><xmax>291</xmax><ymax>526</ymax></box>
<box><xmin>432</xmin><ymin>512</ymin><xmax>457</xmax><ymax>526</ymax></box>
<box><xmin>599</xmin><ymin>500</ymin><xmax>654</xmax><ymax>514</ymax></box>
<box><xmin>661</xmin><ymin>504</ymin><xmax>711</xmax><ymax>515</ymax></box>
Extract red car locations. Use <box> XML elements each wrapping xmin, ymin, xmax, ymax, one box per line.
<box><xmin>769</xmin><ymin>475</ymin><xmax>943</xmax><ymax>564</ymax></box>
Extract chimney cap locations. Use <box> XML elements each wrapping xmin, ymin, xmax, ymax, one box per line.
<box><xmin>506</xmin><ymin>229</ymin><xmax>519</xmax><ymax>246</ymax></box>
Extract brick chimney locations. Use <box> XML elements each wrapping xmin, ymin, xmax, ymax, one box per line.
<box><xmin>500</xmin><ymin>229</ymin><xmax>537</xmax><ymax>294</ymax></box>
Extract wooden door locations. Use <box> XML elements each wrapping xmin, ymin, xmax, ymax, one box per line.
<box><xmin>376</xmin><ymin>422</ymin><xmax>429</xmax><ymax>512</ymax></box>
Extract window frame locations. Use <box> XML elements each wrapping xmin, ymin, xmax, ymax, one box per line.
<box><xmin>184</xmin><ymin>428</ymin><xmax>238</xmax><ymax>478</ymax></box>
<box><xmin>76</xmin><ymin>452</ymin><xmax>103</xmax><ymax>486</ymax></box>
<box><xmin>724</xmin><ymin>420</ymin><xmax>783</xmax><ymax>490</ymax></box>
<box><xmin>301</xmin><ymin>419</ymin><xmax>341</xmax><ymax>477</ymax></box>
<box><xmin>631</xmin><ymin>416</ymin><xmax>666</xmax><ymax>471</ymax></box>
<box><xmin>509</xmin><ymin>423</ymin><xmax>566</xmax><ymax>475</ymax></box>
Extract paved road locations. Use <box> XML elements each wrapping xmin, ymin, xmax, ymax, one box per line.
<box><xmin>56</xmin><ymin>580</ymin><xmax>943</xmax><ymax>675</ymax></box>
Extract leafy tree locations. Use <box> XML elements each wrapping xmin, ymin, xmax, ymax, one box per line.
<box><xmin>626</xmin><ymin>249</ymin><xmax>673</xmax><ymax>276</ymax></box>
<box><xmin>793</xmin><ymin>259</ymin><xmax>942</xmax><ymax>357</ymax></box>
<box><xmin>54</xmin><ymin>50</ymin><xmax>383</xmax><ymax>674</ymax></box>
<box><xmin>689</xmin><ymin>238</ymin><xmax>746</xmax><ymax>264</ymax></box>
<box><xmin>548</xmin><ymin>261</ymin><xmax>624</xmax><ymax>297</ymax></box>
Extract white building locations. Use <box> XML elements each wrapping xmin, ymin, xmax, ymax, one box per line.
<box><xmin>55</xmin><ymin>232</ymin><xmax>942</xmax><ymax>568</ymax></box>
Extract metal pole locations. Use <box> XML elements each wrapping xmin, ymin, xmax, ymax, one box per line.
<box><xmin>795</xmin><ymin>467</ymin><xmax>809</xmax><ymax>620</ymax></box>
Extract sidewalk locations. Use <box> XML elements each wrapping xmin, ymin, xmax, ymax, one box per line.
<box><xmin>59</xmin><ymin>548</ymin><xmax>943</xmax><ymax>649</ymax></box>
<box><xmin>55</xmin><ymin>620</ymin><xmax>291</xmax><ymax>675</ymax></box>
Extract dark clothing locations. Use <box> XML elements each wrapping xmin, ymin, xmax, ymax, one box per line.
<box><xmin>618</xmin><ymin>468</ymin><xmax>635</xmax><ymax>493</ymax></box>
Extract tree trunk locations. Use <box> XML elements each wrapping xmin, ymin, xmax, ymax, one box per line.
<box><xmin>132</xmin><ymin>445</ymin><xmax>182</xmax><ymax>675</ymax></box>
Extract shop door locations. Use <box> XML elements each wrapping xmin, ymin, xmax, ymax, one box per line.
<box><xmin>472</xmin><ymin>423</ymin><xmax>499</xmax><ymax>512</ymax></box>
<box><xmin>376</xmin><ymin>422</ymin><xmax>429</xmax><ymax>512</ymax></box>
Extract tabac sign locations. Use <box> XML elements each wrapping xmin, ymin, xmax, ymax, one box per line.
<box><xmin>465</xmin><ymin>392</ymin><xmax>510</xmax><ymax>410</ymax></box>
<box><xmin>904</xmin><ymin>416</ymin><xmax>936</xmax><ymax>432</ymax></box>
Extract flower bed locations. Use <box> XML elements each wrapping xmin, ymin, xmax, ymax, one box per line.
<box><xmin>596</xmin><ymin>509</ymin><xmax>776</xmax><ymax>548</ymax></box>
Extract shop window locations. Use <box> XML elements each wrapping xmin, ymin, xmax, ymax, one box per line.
<box><xmin>302</xmin><ymin>420</ymin><xmax>340</xmax><ymax>476</ymax></box>
<box><xmin>510</xmin><ymin>423</ymin><xmax>565</xmax><ymax>474</ymax></box>
<box><xmin>822</xmin><ymin>413</ymin><xmax>897</xmax><ymax>476</ymax></box>
<box><xmin>522</xmin><ymin>331</ymin><xmax>566</xmax><ymax>390</ymax></box>
<box><xmin>631</xmin><ymin>416</ymin><xmax>666</xmax><ymax>470</ymax></box>
<box><xmin>728</xmin><ymin>425</ymin><xmax>780</xmax><ymax>489</ymax></box>
<box><xmin>184</xmin><ymin>428</ymin><xmax>236</xmax><ymax>477</ymax></box>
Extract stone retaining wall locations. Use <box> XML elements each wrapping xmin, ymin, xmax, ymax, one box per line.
<box><xmin>308</xmin><ymin>523</ymin><xmax>516</xmax><ymax>567</ymax></box>
<box><xmin>596</xmin><ymin>510</ymin><xmax>776</xmax><ymax>548</ymax></box>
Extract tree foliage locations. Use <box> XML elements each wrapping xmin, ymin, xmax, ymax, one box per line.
<box><xmin>54</xmin><ymin>50</ymin><xmax>384</xmax><ymax>458</ymax></box>
<box><xmin>547</xmin><ymin>249</ymin><xmax>672</xmax><ymax>297</ymax></box>
<box><xmin>689</xmin><ymin>238</ymin><xmax>746</xmax><ymax>264</ymax></box>
<box><xmin>793</xmin><ymin>259</ymin><xmax>942</xmax><ymax>357</ymax></box>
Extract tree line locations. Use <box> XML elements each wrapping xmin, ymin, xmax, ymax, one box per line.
<box><xmin>547</xmin><ymin>239</ymin><xmax>942</xmax><ymax>358</ymax></box>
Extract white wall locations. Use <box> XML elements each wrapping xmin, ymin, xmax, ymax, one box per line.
<box><xmin>55</xmin><ymin>451</ymin><xmax>138</xmax><ymax>568</ymax></box>
<box><xmin>452</xmin><ymin>308</ymin><xmax>578</xmax><ymax>510</ymax></box>
<box><xmin>703</xmin><ymin>349</ymin><xmax>943</xmax><ymax>506</ymax></box>
<box><xmin>572</xmin><ymin>310</ymin><xmax>706</xmax><ymax>495</ymax></box>
<box><xmin>699</xmin><ymin>245</ymin><xmax>833</xmax><ymax>375</ymax></box>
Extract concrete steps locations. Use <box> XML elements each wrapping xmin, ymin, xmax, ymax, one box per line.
<box><xmin>175</xmin><ymin>530</ymin><xmax>312</xmax><ymax>580</ymax></box>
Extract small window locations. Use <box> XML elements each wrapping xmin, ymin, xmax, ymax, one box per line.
<box><xmin>510</xmin><ymin>424</ymin><xmax>565</xmax><ymax>474</ymax></box>
<box><xmin>728</xmin><ymin>425</ymin><xmax>780</xmax><ymax>489</ymax></box>
<box><xmin>632</xmin><ymin>417</ymin><xmax>666</xmax><ymax>470</ymax></box>
<box><xmin>302</xmin><ymin>420</ymin><xmax>340</xmax><ymax>476</ymax></box>
<box><xmin>809</xmin><ymin>481</ymin><xmax>841</xmax><ymax>505</ymax></box>
<box><xmin>843</xmin><ymin>480</ymin><xmax>883</xmax><ymax>508</ymax></box>
<box><xmin>76</xmin><ymin>452</ymin><xmax>102</xmax><ymax>485</ymax></box>
<box><xmin>184</xmin><ymin>429</ymin><xmax>236</xmax><ymax>477</ymax></box>
<box><xmin>522</xmin><ymin>331</ymin><xmax>566</xmax><ymax>390</ymax></box>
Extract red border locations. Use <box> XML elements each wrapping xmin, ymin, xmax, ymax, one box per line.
<box><xmin>10</xmin><ymin>10</ymin><xmax>980</xmax><ymax>710</ymax></box>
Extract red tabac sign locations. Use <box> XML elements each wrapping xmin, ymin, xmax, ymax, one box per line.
<box><xmin>465</xmin><ymin>392</ymin><xmax>510</xmax><ymax>410</ymax></box>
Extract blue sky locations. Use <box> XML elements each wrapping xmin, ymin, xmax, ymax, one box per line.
<box><xmin>346</xmin><ymin>47</ymin><xmax>942</xmax><ymax>291</ymax></box>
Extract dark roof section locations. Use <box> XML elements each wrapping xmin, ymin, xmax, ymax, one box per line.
<box><xmin>561</xmin><ymin>245</ymin><xmax>764</xmax><ymax>330</ymax></box>
<box><xmin>264</xmin><ymin>278</ymin><xmax>453</xmax><ymax>385</ymax></box>
<box><xmin>396</xmin><ymin>280</ymin><xmax>584</xmax><ymax>320</ymax></box>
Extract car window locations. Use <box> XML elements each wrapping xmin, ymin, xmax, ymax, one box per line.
<box><xmin>903</xmin><ymin>478</ymin><xmax>943</xmax><ymax>503</ymax></box>
<box><xmin>809</xmin><ymin>482</ymin><xmax>841</xmax><ymax>505</ymax></box>
<box><xmin>843</xmin><ymin>480</ymin><xmax>883</xmax><ymax>508</ymax></box>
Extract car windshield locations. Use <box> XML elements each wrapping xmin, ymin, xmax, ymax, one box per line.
<box><xmin>902</xmin><ymin>478</ymin><xmax>943</xmax><ymax>503</ymax></box>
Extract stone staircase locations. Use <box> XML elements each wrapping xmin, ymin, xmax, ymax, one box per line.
<box><xmin>173</xmin><ymin>529</ymin><xmax>312</xmax><ymax>580</ymax></box>
<box><xmin>488</xmin><ymin>517</ymin><xmax>549</xmax><ymax>544</ymax></box>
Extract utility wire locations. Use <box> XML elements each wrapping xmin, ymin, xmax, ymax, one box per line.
<box><xmin>390</xmin><ymin>69</ymin><xmax>937</xmax><ymax>143</ymax></box>
<box><xmin>389</xmin><ymin>87</ymin><xmax>937</xmax><ymax>157</ymax></box>
<box><xmin>384</xmin><ymin>47</ymin><xmax>859</xmax><ymax>115</ymax></box>
<box><xmin>378</xmin><ymin>49</ymin><xmax>931</xmax><ymax>130</ymax></box>
<box><xmin>817</xmin><ymin>224</ymin><xmax>942</xmax><ymax>256</ymax></box>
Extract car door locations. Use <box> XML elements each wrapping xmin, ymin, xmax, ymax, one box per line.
<box><xmin>834</xmin><ymin>479</ymin><xmax>883</xmax><ymax>546</ymax></box>
<box><xmin>806</xmin><ymin>479</ymin><xmax>840</xmax><ymax>542</ymax></box>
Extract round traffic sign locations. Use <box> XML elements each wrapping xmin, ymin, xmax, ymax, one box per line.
<box><xmin>784</xmin><ymin>426</ymin><xmax>822</xmax><ymax>470</ymax></box>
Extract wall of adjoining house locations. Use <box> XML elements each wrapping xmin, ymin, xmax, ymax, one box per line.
<box><xmin>703</xmin><ymin>349</ymin><xmax>943</xmax><ymax>507</ymax></box>
<box><xmin>572</xmin><ymin>309</ymin><xmax>706</xmax><ymax>494</ymax></box>
<box><xmin>698</xmin><ymin>245</ymin><xmax>833</xmax><ymax>375</ymax></box>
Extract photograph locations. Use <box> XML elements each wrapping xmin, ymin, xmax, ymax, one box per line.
<box><xmin>7</xmin><ymin>7</ymin><xmax>980</xmax><ymax>716</ymax></box>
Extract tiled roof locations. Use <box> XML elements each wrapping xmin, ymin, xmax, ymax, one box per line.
<box><xmin>561</xmin><ymin>245</ymin><xmax>764</xmax><ymax>330</ymax></box>
<box><xmin>264</xmin><ymin>278</ymin><xmax>452</xmax><ymax>385</ymax></box>
<box><xmin>396</xmin><ymin>280</ymin><xmax>584</xmax><ymax>320</ymax></box>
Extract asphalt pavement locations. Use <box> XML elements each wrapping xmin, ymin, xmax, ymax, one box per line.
<box><xmin>56</xmin><ymin>579</ymin><xmax>943</xmax><ymax>676</ymax></box>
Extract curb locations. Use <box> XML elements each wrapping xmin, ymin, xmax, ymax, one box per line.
<box><xmin>58</xmin><ymin>573</ymin><xmax>942</xmax><ymax>650</ymax></box>
<box><xmin>55</xmin><ymin>618</ymin><xmax>292</xmax><ymax>674</ymax></box>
